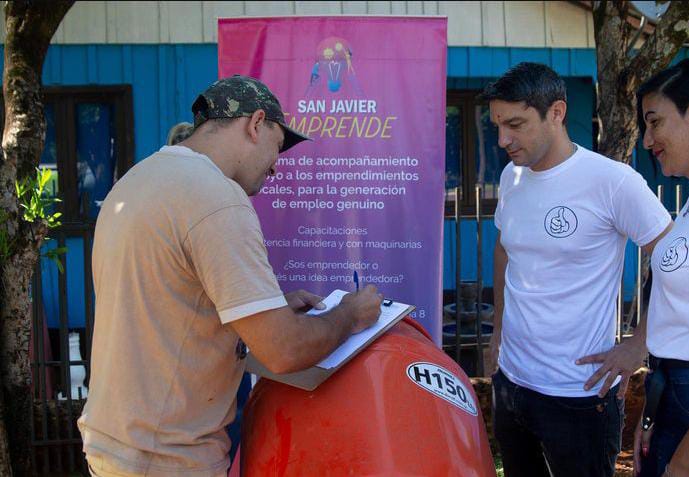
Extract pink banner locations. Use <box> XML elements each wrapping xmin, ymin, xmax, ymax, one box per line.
<box><xmin>219</xmin><ymin>16</ymin><xmax>447</xmax><ymax>344</ymax></box>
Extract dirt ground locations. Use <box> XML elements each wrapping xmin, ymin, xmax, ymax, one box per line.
<box><xmin>616</xmin><ymin>450</ymin><xmax>635</xmax><ymax>476</ymax></box>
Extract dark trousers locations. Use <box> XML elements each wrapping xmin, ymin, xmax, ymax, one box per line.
<box><xmin>492</xmin><ymin>369</ymin><xmax>623</xmax><ymax>477</ymax></box>
<box><xmin>640</xmin><ymin>366</ymin><xmax>689</xmax><ymax>477</ymax></box>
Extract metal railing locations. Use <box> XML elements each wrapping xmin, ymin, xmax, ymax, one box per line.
<box><xmin>453</xmin><ymin>185</ymin><xmax>492</xmax><ymax>377</ymax></box>
<box><xmin>31</xmin><ymin>222</ymin><xmax>95</xmax><ymax>476</ymax></box>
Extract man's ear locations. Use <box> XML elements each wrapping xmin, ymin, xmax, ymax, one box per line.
<box><xmin>247</xmin><ymin>110</ymin><xmax>266</xmax><ymax>144</ymax></box>
<box><xmin>550</xmin><ymin>100</ymin><xmax>567</xmax><ymax>126</ymax></box>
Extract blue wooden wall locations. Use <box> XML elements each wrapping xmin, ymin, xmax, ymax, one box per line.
<box><xmin>3</xmin><ymin>43</ymin><xmax>682</xmax><ymax>317</ymax></box>
<box><xmin>38</xmin><ymin>44</ymin><xmax>218</xmax><ymax>161</ymax></box>
<box><xmin>6</xmin><ymin>45</ymin><xmax>603</xmax><ymax>163</ymax></box>
<box><xmin>447</xmin><ymin>47</ymin><xmax>597</xmax><ymax>78</ymax></box>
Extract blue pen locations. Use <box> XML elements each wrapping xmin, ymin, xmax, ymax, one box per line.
<box><xmin>353</xmin><ymin>270</ymin><xmax>359</xmax><ymax>292</ymax></box>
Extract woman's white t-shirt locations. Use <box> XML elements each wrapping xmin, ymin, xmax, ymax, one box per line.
<box><xmin>648</xmin><ymin>201</ymin><xmax>689</xmax><ymax>361</ymax></box>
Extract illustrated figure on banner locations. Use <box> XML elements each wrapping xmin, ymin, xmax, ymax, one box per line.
<box><xmin>307</xmin><ymin>37</ymin><xmax>364</xmax><ymax>96</ymax></box>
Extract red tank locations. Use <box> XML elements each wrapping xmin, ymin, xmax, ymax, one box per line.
<box><xmin>240</xmin><ymin>319</ymin><xmax>496</xmax><ymax>476</ymax></box>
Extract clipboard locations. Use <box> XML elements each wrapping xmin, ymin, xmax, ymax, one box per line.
<box><xmin>246</xmin><ymin>289</ymin><xmax>415</xmax><ymax>391</ymax></box>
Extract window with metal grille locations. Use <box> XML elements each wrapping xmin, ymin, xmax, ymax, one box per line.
<box><xmin>445</xmin><ymin>90</ymin><xmax>509</xmax><ymax>218</ymax></box>
<box><xmin>31</xmin><ymin>85</ymin><xmax>134</xmax><ymax>476</ymax></box>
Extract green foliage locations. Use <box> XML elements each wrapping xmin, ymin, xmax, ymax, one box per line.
<box><xmin>43</xmin><ymin>246</ymin><xmax>68</xmax><ymax>273</ymax></box>
<box><xmin>15</xmin><ymin>167</ymin><xmax>62</xmax><ymax>227</ymax></box>
<box><xmin>0</xmin><ymin>167</ymin><xmax>66</xmax><ymax>271</ymax></box>
<box><xmin>494</xmin><ymin>454</ymin><xmax>504</xmax><ymax>477</ymax></box>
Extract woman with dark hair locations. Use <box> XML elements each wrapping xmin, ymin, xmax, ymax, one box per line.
<box><xmin>635</xmin><ymin>58</ymin><xmax>689</xmax><ymax>477</ymax></box>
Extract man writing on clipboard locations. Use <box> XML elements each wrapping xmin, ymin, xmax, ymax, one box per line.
<box><xmin>79</xmin><ymin>76</ymin><xmax>383</xmax><ymax>477</ymax></box>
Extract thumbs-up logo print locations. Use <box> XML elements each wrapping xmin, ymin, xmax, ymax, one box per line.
<box><xmin>551</xmin><ymin>207</ymin><xmax>570</xmax><ymax>234</ymax></box>
<box><xmin>660</xmin><ymin>237</ymin><xmax>688</xmax><ymax>272</ymax></box>
<box><xmin>544</xmin><ymin>206</ymin><xmax>578</xmax><ymax>238</ymax></box>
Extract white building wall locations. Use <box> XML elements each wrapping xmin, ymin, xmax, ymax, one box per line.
<box><xmin>0</xmin><ymin>1</ymin><xmax>595</xmax><ymax>48</ymax></box>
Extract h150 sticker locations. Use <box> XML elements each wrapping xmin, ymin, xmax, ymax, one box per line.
<box><xmin>406</xmin><ymin>362</ymin><xmax>478</xmax><ymax>416</ymax></box>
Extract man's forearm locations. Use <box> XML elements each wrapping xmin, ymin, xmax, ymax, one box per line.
<box><xmin>282</xmin><ymin>305</ymin><xmax>356</xmax><ymax>372</ymax></box>
<box><xmin>493</xmin><ymin>238</ymin><xmax>507</xmax><ymax>333</ymax></box>
<box><xmin>235</xmin><ymin>287</ymin><xmax>381</xmax><ymax>375</ymax></box>
<box><xmin>631</xmin><ymin>309</ymin><xmax>648</xmax><ymax>344</ymax></box>
<box><xmin>254</xmin><ymin>304</ymin><xmax>357</xmax><ymax>374</ymax></box>
<box><xmin>628</xmin><ymin>267</ymin><xmax>652</xmax><ymax>347</ymax></box>
<box><xmin>493</xmin><ymin>288</ymin><xmax>504</xmax><ymax>333</ymax></box>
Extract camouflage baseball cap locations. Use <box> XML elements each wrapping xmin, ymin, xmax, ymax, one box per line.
<box><xmin>192</xmin><ymin>75</ymin><xmax>311</xmax><ymax>153</ymax></box>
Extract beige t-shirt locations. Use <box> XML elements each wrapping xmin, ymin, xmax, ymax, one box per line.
<box><xmin>78</xmin><ymin>146</ymin><xmax>287</xmax><ymax>476</ymax></box>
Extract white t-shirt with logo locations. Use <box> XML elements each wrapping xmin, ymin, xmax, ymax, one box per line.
<box><xmin>494</xmin><ymin>145</ymin><xmax>671</xmax><ymax>397</ymax></box>
<box><xmin>647</xmin><ymin>201</ymin><xmax>689</xmax><ymax>361</ymax></box>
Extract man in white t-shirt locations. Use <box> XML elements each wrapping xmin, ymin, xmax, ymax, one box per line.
<box><xmin>483</xmin><ymin>63</ymin><xmax>672</xmax><ymax>477</ymax></box>
<box><xmin>79</xmin><ymin>76</ymin><xmax>383</xmax><ymax>477</ymax></box>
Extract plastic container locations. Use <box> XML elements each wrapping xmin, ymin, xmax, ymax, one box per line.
<box><xmin>240</xmin><ymin>318</ymin><xmax>496</xmax><ymax>476</ymax></box>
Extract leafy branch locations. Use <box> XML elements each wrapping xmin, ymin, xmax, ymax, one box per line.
<box><xmin>0</xmin><ymin>168</ymin><xmax>66</xmax><ymax>271</ymax></box>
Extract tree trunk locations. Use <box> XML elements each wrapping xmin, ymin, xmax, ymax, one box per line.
<box><xmin>593</xmin><ymin>1</ymin><xmax>689</xmax><ymax>334</ymax></box>
<box><xmin>0</xmin><ymin>2</ymin><xmax>73</xmax><ymax>475</ymax></box>
<box><xmin>0</xmin><ymin>252</ymin><xmax>42</xmax><ymax>476</ymax></box>
<box><xmin>593</xmin><ymin>0</ymin><xmax>689</xmax><ymax>163</ymax></box>
<box><xmin>0</xmin><ymin>387</ymin><xmax>12</xmax><ymax>476</ymax></box>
